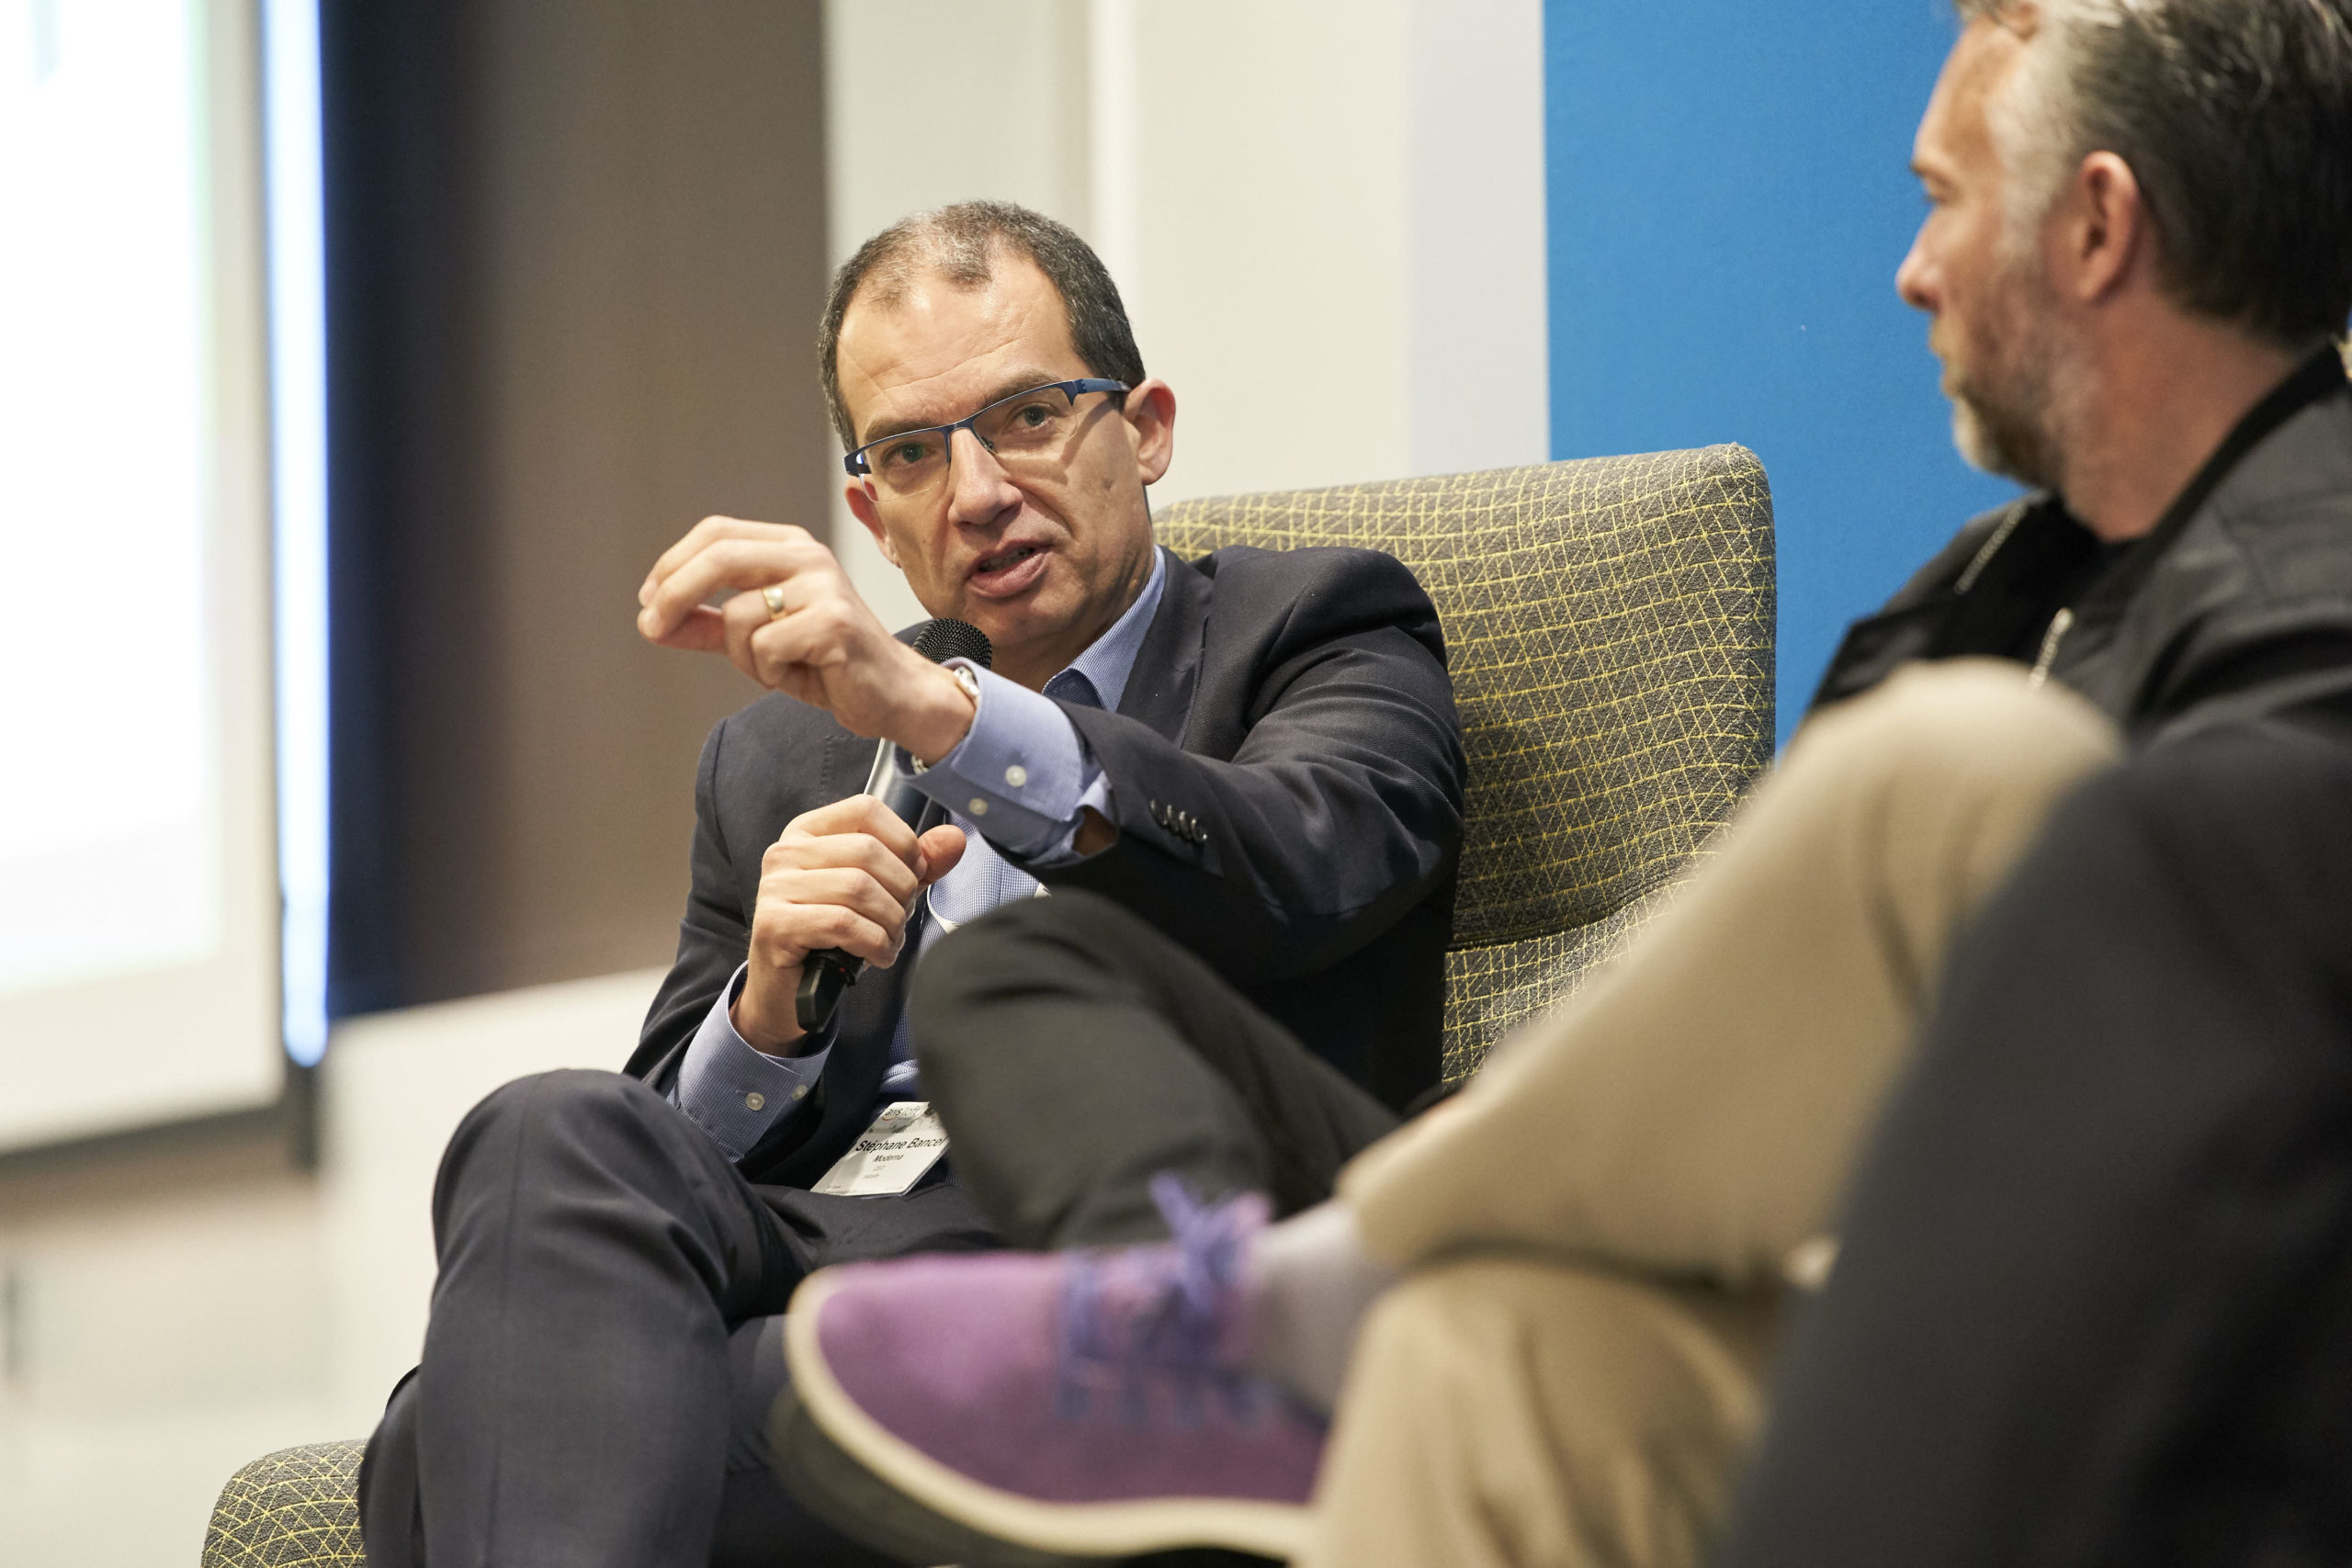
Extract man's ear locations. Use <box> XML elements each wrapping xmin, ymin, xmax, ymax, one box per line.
<box><xmin>1124</xmin><ymin>378</ymin><xmax>1178</xmax><ymax>486</ymax></box>
<box><xmin>2064</xmin><ymin>150</ymin><xmax>2148</xmax><ymax>306</ymax></box>
<box><xmin>845</xmin><ymin>480</ymin><xmax>901</xmax><ymax>567</ymax></box>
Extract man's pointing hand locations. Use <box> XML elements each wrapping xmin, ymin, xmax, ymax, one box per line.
<box><xmin>638</xmin><ymin>515</ymin><xmax>975</xmax><ymax>764</ymax></box>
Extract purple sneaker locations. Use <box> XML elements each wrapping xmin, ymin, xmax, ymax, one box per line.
<box><xmin>780</xmin><ymin>1174</ymin><xmax>1323</xmax><ymax>1562</ymax></box>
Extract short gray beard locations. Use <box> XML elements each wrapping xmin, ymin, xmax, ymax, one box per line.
<box><xmin>1947</xmin><ymin>256</ymin><xmax>2072</xmax><ymax>491</ymax></box>
<box><xmin>1951</xmin><ymin>371</ymin><xmax>2059</xmax><ymax>488</ymax></box>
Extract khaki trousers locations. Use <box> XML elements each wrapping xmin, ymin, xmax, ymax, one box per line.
<box><xmin>1300</xmin><ymin>661</ymin><xmax>2122</xmax><ymax>1568</ymax></box>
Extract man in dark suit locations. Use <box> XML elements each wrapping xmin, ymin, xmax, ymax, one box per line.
<box><xmin>355</xmin><ymin>200</ymin><xmax>1464</xmax><ymax>1568</ymax></box>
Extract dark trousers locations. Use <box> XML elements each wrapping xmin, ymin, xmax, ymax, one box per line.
<box><xmin>360</xmin><ymin>890</ymin><xmax>1397</xmax><ymax>1568</ymax></box>
<box><xmin>1719</xmin><ymin>718</ymin><xmax>2352</xmax><ymax>1568</ymax></box>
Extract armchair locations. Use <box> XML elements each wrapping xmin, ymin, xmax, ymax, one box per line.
<box><xmin>201</xmin><ymin>446</ymin><xmax>1775</xmax><ymax>1565</ymax></box>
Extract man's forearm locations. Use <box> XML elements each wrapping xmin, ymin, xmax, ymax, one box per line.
<box><xmin>1040</xmin><ymin>642</ymin><xmax>1464</xmax><ymax>983</ymax></box>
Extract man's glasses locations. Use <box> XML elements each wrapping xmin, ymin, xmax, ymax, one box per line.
<box><xmin>843</xmin><ymin>378</ymin><xmax>1130</xmax><ymax>499</ymax></box>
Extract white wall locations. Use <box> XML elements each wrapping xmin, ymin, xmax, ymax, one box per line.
<box><xmin>820</xmin><ymin>0</ymin><xmax>1092</xmax><ymax>632</ymax></box>
<box><xmin>0</xmin><ymin>972</ymin><xmax>660</xmax><ymax>1568</ymax></box>
<box><xmin>1404</xmin><ymin>0</ymin><xmax>1552</xmax><ymax>477</ymax></box>
<box><xmin>822</xmin><ymin>0</ymin><xmax>1548</xmax><ymax>621</ymax></box>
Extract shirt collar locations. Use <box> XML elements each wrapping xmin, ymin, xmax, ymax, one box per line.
<box><xmin>1045</xmin><ymin>545</ymin><xmax>1167</xmax><ymax>714</ymax></box>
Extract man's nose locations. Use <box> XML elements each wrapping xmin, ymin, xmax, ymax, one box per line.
<box><xmin>944</xmin><ymin>426</ymin><xmax>1022</xmax><ymax>525</ymax></box>
<box><xmin>1895</xmin><ymin>229</ymin><xmax>1935</xmax><ymax>312</ymax></box>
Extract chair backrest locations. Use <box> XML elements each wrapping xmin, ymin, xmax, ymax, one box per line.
<box><xmin>1159</xmin><ymin>446</ymin><xmax>1775</xmax><ymax>1080</ymax></box>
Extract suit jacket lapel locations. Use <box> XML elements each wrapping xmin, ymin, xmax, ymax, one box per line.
<box><xmin>1115</xmin><ymin>546</ymin><xmax>1209</xmax><ymax>744</ymax></box>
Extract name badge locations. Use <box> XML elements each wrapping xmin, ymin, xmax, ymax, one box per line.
<box><xmin>811</xmin><ymin>1100</ymin><xmax>950</xmax><ymax>1198</ymax></box>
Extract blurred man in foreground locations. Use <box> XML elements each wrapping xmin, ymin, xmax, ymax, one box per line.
<box><xmin>1718</xmin><ymin>697</ymin><xmax>2352</xmax><ymax>1567</ymax></box>
<box><xmin>356</xmin><ymin>201</ymin><xmax>1464</xmax><ymax>1568</ymax></box>
<box><xmin>769</xmin><ymin>4</ymin><xmax>2352</xmax><ymax>1564</ymax></box>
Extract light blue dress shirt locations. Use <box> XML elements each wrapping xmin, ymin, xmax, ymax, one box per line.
<box><xmin>668</xmin><ymin>548</ymin><xmax>1170</xmax><ymax>1161</ymax></box>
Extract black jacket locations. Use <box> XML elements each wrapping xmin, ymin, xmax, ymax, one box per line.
<box><xmin>624</xmin><ymin>544</ymin><xmax>1466</xmax><ymax>1187</ymax></box>
<box><xmin>1814</xmin><ymin>350</ymin><xmax>2352</xmax><ymax>736</ymax></box>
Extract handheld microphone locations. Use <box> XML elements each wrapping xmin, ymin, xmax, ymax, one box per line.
<box><xmin>794</xmin><ymin>617</ymin><xmax>994</xmax><ymax>1032</ymax></box>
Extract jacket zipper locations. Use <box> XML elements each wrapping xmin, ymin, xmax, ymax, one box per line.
<box><xmin>1954</xmin><ymin>502</ymin><xmax>2030</xmax><ymax>594</ymax></box>
<box><xmin>2027</xmin><ymin>607</ymin><xmax>2075</xmax><ymax>687</ymax></box>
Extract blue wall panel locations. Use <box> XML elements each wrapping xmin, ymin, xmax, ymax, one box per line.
<box><xmin>1543</xmin><ymin>1</ymin><xmax>2020</xmax><ymax>739</ymax></box>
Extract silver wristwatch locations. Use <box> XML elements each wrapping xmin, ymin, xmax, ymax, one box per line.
<box><xmin>907</xmin><ymin>662</ymin><xmax>981</xmax><ymax>775</ymax></box>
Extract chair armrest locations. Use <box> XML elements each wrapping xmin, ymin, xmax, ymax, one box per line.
<box><xmin>202</xmin><ymin>1439</ymin><xmax>368</xmax><ymax>1568</ymax></box>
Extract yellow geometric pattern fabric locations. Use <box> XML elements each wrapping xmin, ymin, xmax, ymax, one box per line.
<box><xmin>201</xmin><ymin>1440</ymin><xmax>368</xmax><ymax>1568</ymax></box>
<box><xmin>1160</xmin><ymin>446</ymin><xmax>1775</xmax><ymax>1079</ymax></box>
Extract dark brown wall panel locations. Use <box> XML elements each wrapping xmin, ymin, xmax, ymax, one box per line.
<box><xmin>326</xmin><ymin>0</ymin><xmax>830</xmax><ymax>1012</ymax></box>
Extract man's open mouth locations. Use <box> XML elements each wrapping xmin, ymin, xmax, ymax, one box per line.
<box><xmin>966</xmin><ymin>540</ymin><xmax>1051</xmax><ymax>599</ymax></box>
<box><xmin>973</xmin><ymin>543</ymin><xmax>1043</xmax><ymax>577</ymax></box>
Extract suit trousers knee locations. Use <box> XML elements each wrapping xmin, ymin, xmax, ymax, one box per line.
<box><xmin>356</xmin><ymin>1069</ymin><xmax>889</xmax><ymax>1568</ymax></box>
<box><xmin>910</xmin><ymin>888</ymin><xmax>1403</xmax><ymax>1247</ymax></box>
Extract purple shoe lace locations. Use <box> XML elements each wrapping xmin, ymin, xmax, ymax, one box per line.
<box><xmin>1055</xmin><ymin>1173</ymin><xmax>1283</xmax><ymax>1430</ymax></box>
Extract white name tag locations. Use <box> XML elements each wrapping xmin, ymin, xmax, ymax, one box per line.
<box><xmin>811</xmin><ymin>1100</ymin><xmax>950</xmax><ymax>1198</ymax></box>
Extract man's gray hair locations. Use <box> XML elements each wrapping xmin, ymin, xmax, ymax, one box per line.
<box><xmin>1958</xmin><ymin>0</ymin><xmax>2352</xmax><ymax>346</ymax></box>
<box><xmin>818</xmin><ymin>201</ymin><xmax>1146</xmax><ymax>449</ymax></box>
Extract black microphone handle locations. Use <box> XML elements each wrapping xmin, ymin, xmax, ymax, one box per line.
<box><xmin>794</xmin><ymin>738</ymin><xmax>932</xmax><ymax>1032</ymax></box>
<box><xmin>793</xmin><ymin>616</ymin><xmax>992</xmax><ymax>1035</ymax></box>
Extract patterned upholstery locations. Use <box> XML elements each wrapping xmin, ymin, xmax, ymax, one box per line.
<box><xmin>196</xmin><ymin>449</ymin><xmax>1774</xmax><ymax>1565</ymax></box>
<box><xmin>1159</xmin><ymin>446</ymin><xmax>1776</xmax><ymax>1080</ymax></box>
<box><xmin>201</xmin><ymin>1441</ymin><xmax>368</xmax><ymax>1568</ymax></box>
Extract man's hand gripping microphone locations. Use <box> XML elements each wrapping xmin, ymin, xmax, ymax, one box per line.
<box><xmin>794</xmin><ymin>617</ymin><xmax>994</xmax><ymax>1032</ymax></box>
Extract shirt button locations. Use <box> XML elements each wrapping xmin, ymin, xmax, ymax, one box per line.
<box><xmin>792</xmin><ymin>1084</ymin><xmax>808</xmax><ymax>1100</ymax></box>
<box><xmin>1004</xmin><ymin>764</ymin><xmax>1028</xmax><ymax>788</ymax></box>
<box><xmin>968</xmin><ymin>798</ymin><xmax>989</xmax><ymax>816</ymax></box>
<box><xmin>743</xmin><ymin>1091</ymin><xmax>765</xmax><ymax>1111</ymax></box>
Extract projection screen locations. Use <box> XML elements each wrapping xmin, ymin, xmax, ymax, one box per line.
<box><xmin>0</xmin><ymin>0</ymin><xmax>308</xmax><ymax>1152</ymax></box>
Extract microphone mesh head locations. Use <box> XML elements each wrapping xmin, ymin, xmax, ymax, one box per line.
<box><xmin>911</xmin><ymin>617</ymin><xmax>993</xmax><ymax>671</ymax></box>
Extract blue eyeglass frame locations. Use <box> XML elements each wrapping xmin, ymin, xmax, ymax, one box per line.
<box><xmin>843</xmin><ymin>378</ymin><xmax>1131</xmax><ymax>478</ymax></box>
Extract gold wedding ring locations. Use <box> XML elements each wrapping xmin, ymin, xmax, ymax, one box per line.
<box><xmin>761</xmin><ymin>584</ymin><xmax>788</xmax><ymax>619</ymax></box>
